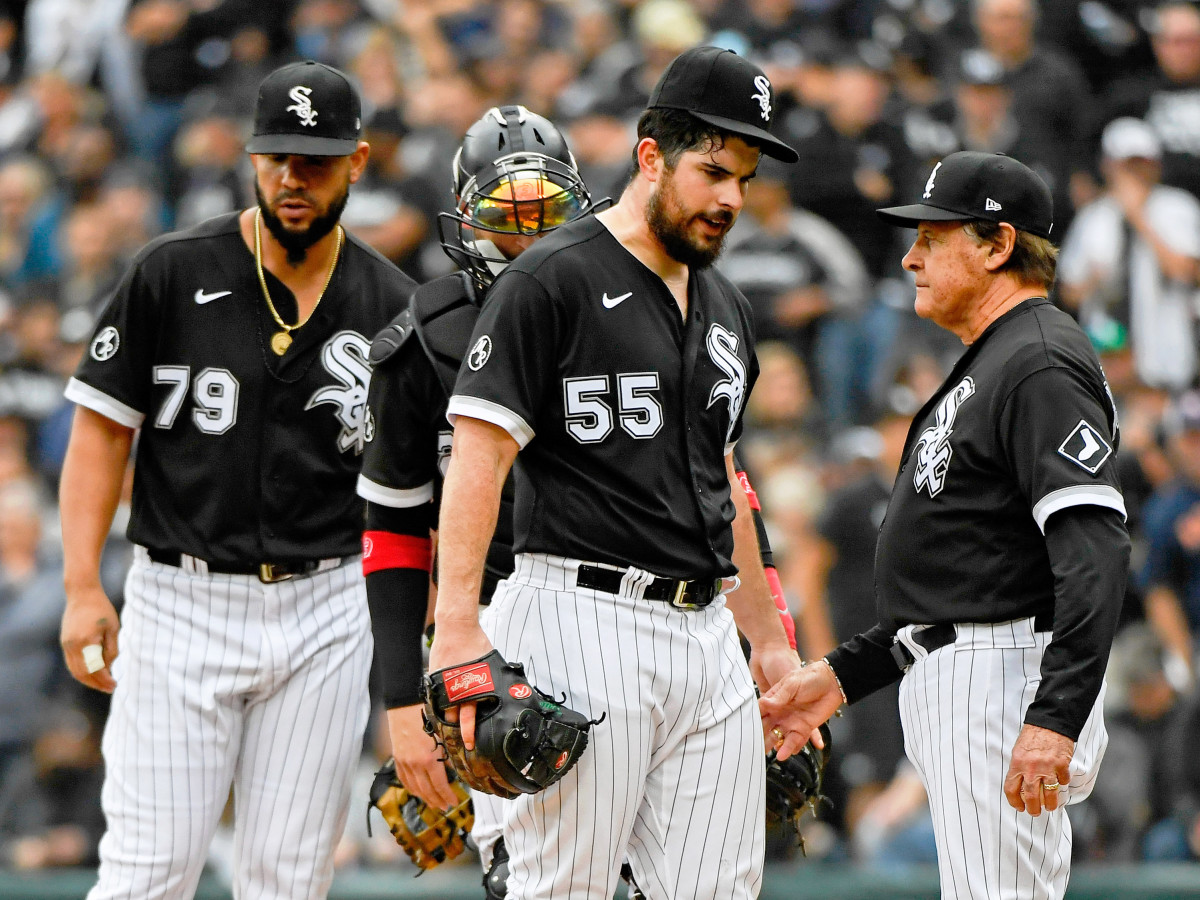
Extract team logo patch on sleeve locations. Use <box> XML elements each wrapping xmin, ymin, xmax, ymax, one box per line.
<box><xmin>1057</xmin><ymin>419</ymin><xmax>1112</xmax><ymax>474</ymax></box>
<box><xmin>467</xmin><ymin>335</ymin><xmax>492</xmax><ymax>371</ymax></box>
<box><xmin>90</xmin><ymin>326</ymin><xmax>120</xmax><ymax>361</ymax></box>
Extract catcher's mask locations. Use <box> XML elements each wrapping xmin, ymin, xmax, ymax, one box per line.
<box><xmin>439</xmin><ymin>105</ymin><xmax>594</xmax><ymax>290</ymax></box>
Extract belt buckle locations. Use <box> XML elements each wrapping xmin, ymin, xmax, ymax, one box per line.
<box><xmin>259</xmin><ymin>563</ymin><xmax>293</xmax><ymax>584</ymax></box>
<box><xmin>670</xmin><ymin>580</ymin><xmax>703</xmax><ymax>610</ymax></box>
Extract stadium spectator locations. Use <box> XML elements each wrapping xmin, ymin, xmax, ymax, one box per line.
<box><xmin>1059</xmin><ymin>117</ymin><xmax>1200</xmax><ymax>392</ymax></box>
<box><xmin>1105</xmin><ymin>1</ymin><xmax>1200</xmax><ymax>201</ymax></box>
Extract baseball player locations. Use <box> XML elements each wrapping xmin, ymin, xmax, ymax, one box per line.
<box><xmin>57</xmin><ymin>62</ymin><xmax>414</xmax><ymax>900</ymax></box>
<box><xmin>358</xmin><ymin>104</ymin><xmax>800</xmax><ymax>893</ymax></box>
<box><xmin>428</xmin><ymin>46</ymin><xmax>803</xmax><ymax>900</ymax></box>
<box><xmin>357</xmin><ymin>104</ymin><xmax>598</xmax><ymax>885</ymax></box>
<box><xmin>761</xmin><ymin>152</ymin><xmax>1131</xmax><ymax>899</ymax></box>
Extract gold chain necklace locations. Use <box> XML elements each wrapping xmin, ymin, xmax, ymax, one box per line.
<box><xmin>254</xmin><ymin>208</ymin><xmax>343</xmax><ymax>355</ymax></box>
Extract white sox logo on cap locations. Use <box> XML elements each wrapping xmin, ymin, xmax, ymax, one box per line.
<box><xmin>923</xmin><ymin>161</ymin><xmax>942</xmax><ymax>200</ymax></box>
<box><xmin>751</xmin><ymin>75</ymin><xmax>772</xmax><ymax>122</ymax></box>
<box><xmin>287</xmin><ymin>86</ymin><xmax>317</xmax><ymax>127</ymax></box>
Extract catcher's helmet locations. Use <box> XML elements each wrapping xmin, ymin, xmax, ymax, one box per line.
<box><xmin>439</xmin><ymin>105</ymin><xmax>594</xmax><ymax>289</ymax></box>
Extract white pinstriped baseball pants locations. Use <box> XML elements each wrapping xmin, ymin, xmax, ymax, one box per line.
<box><xmin>88</xmin><ymin>549</ymin><xmax>373</xmax><ymax>900</ymax></box>
<box><xmin>897</xmin><ymin>618</ymin><xmax>1108</xmax><ymax>900</ymax></box>
<box><xmin>478</xmin><ymin>553</ymin><xmax>766</xmax><ymax>900</ymax></box>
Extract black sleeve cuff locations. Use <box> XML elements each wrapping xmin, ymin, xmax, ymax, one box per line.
<box><xmin>1026</xmin><ymin>505</ymin><xmax>1130</xmax><ymax>740</ymax></box>
<box><xmin>366</xmin><ymin>567</ymin><xmax>431</xmax><ymax>708</ymax></box>
<box><xmin>825</xmin><ymin>623</ymin><xmax>904</xmax><ymax>704</ymax></box>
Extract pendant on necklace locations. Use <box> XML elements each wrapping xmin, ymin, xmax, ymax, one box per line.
<box><xmin>270</xmin><ymin>331</ymin><xmax>293</xmax><ymax>356</ymax></box>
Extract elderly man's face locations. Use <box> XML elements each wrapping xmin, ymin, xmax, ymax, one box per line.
<box><xmin>902</xmin><ymin>221</ymin><xmax>993</xmax><ymax>338</ymax></box>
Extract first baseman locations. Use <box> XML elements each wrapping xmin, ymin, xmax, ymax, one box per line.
<box><xmin>58</xmin><ymin>62</ymin><xmax>413</xmax><ymax>899</ymax></box>
<box><xmin>428</xmin><ymin>46</ymin><xmax>804</xmax><ymax>899</ymax></box>
<box><xmin>761</xmin><ymin>151</ymin><xmax>1130</xmax><ymax>899</ymax></box>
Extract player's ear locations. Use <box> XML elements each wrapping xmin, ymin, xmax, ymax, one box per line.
<box><xmin>983</xmin><ymin>222</ymin><xmax>1017</xmax><ymax>271</ymax></box>
<box><xmin>348</xmin><ymin>141</ymin><xmax>371</xmax><ymax>183</ymax></box>
<box><xmin>635</xmin><ymin>138</ymin><xmax>664</xmax><ymax>184</ymax></box>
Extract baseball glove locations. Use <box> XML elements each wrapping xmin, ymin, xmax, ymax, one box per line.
<box><xmin>422</xmin><ymin>649</ymin><xmax>602</xmax><ymax>799</ymax></box>
<box><xmin>367</xmin><ymin>758</ymin><xmax>474</xmax><ymax>870</ymax></box>
<box><xmin>765</xmin><ymin>722</ymin><xmax>832</xmax><ymax>849</ymax></box>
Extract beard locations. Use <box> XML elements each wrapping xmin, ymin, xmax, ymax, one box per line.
<box><xmin>646</xmin><ymin>169</ymin><xmax>733</xmax><ymax>270</ymax></box>
<box><xmin>255</xmin><ymin>180</ymin><xmax>350</xmax><ymax>265</ymax></box>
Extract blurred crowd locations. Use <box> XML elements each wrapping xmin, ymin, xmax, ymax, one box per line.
<box><xmin>1</xmin><ymin>0</ymin><xmax>1200</xmax><ymax>884</ymax></box>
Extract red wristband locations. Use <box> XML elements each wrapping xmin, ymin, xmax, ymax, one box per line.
<box><xmin>362</xmin><ymin>531</ymin><xmax>432</xmax><ymax>575</ymax></box>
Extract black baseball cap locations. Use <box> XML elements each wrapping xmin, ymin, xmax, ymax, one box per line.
<box><xmin>877</xmin><ymin>151</ymin><xmax>1054</xmax><ymax>239</ymax></box>
<box><xmin>648</xmin><ymin>45</ymin><xmax>799</xmax><ymax>163</ymax></box>
<box><xmin>246</xmin><ymin>61</ymin><xmax>362</xmax><ymax>156</ymax></box>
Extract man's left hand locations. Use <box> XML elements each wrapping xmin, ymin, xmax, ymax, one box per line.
<box><xmin>1003</xmin><ymin>723</ymin><xmax>1074</xmax><ymax>817</ymax></box>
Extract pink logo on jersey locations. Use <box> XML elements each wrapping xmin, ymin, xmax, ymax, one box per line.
<box><xmin>444</xmin><ymin>662</ymin><xmax>494</xmax><ymax>702</ymax></box>
<box><xmin>509</xmin><ymin>683</ymin><xmax>532</xmax><ymax>699</ymax></box>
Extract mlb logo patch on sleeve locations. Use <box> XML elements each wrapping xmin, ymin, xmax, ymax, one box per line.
<box><xmin>1058</xmin><ymin>420</ymin><xmax>1112</xmax><ymax>474</ymax></box>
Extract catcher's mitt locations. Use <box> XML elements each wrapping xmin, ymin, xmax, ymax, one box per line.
<box><xmin>367</xmin><ymin>758</ymin><xmax>473</xmax><ymax>870</ymax></box>
<box><xmin>422</xmin><ymin>649</ymin><xmax>602</xmax><ymax>799</ymax></box>
<box><xmin>765</xmin><ymin>722</ymin><xmax>832</xmax><ymax>849</ymax></box>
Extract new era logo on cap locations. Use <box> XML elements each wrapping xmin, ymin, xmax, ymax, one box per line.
<box><xmin>246</xmin><ymin>61</ymin><xmax>362</xmax><ymax>156</ymax></box>
<box><xmin>877</xmin><ymin>151</ymin><xmax>1054</xmax><ymax>240</ymax></box>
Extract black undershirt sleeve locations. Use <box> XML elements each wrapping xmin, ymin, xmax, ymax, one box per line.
<box><xmin>364</xmin><ymin>500</ymin><xmax>435</xmax><ymax>709</ymax></box>
<box><xmin>824</xmin><ymin>623</ymin><xmax>903</xmax><ymax>703</ymax></box>
<box><xmin>1025</xmin><ymin>504</ymin><xmax>1129</xmax><ymax>740</ymax></box>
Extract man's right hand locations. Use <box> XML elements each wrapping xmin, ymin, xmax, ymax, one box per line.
<box><xmin>427</xmin><ymin>618</ymin><xmax>494</xmax><ymax>750</ymax></box>
<box><xmin>387</xmin><ymin>704</ymin><xmax>460</xmax><ymax>811</ymax></box>
<box><xmin>60</xmin><ymin>585</ymin><xmax>119</xmax><ymax>693</ymax></box>
<box><xmin>758</xmin><ymin>660</ymin><xmax>844</xmax><ymax>760</ymax></box>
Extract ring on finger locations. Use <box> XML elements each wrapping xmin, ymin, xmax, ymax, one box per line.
<box><xmin>1042</xmin><ymin>781</ymin><xmax>1061</xmax><ymax>792</ymax></box>
<box><xmin>771</xmin><ymin>727</ymin><xmax>785</xmax><ymax>744</ymax></box>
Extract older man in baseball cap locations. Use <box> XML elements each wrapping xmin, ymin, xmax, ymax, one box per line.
<box><xmin>762</xmin><ymin>151</ymin><xmax>1129</xmax><ymax>900</ymax></box>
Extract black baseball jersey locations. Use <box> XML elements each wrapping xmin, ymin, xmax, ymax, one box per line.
<box><xmin>875</xmin><ymin>298</ymin><xmax>1124</xmax><ymax>629</ymax></box>
<box><xmin>66</xmin><ymin>212</ymin><xmax>415</xmax><ymax>564</ymax></box>
<box><xmin>448</xmin><ymin>215</ymin><xmax>759</xmax><ymax>581</ymax></box>
<box><xmin>825</xmin><ymin>298</ymin><xmax>1131</xmax><ymax>736</ymax></box>
<box><xmin>358</xmin><ymin>271</ymin><xmax>517</xmax><ymax>598</ymax></box>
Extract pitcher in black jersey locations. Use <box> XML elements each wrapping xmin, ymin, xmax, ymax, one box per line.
<box><xmin>428</xmin><ymin>47</ymin><xmax>804</xmax><ymax>900</ymax></box>
<box><xmin>58</xmin><ymin>62</ymin><xmax>415</xmax><ymax>900</ymax></box>
<box><xmin>357</xmin><ymin>105</ymin><xmax>597</xmax><ymax>840</ymax></box>
<box><xmin>762</xmin><ymin>152</ymin><xmax>1131</xmax><ymax>900</ymax></box>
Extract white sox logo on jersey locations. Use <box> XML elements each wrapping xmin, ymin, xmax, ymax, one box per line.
<box><xmin>287</xmin><ymin>86</ymin><xmax>317</xmax><ymax>127</ymax></box>
<box><xmin>706</xmin><ymin>323</ymin><xmax>747</xmax><ymax>443</ymax></box>
<box><xmin>306</xmin><ymin>331</ymin><xmax>373</xmax><ymax>454</ymax></box>
<box><xmin>912</xmin><ymin>376</ymin><xmax>976</xmax><ymax>497</ymax></box>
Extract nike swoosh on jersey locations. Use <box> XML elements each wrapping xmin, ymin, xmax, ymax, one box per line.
<box><xmin>602</xmin><ymin>291</ymin><xmax>632</xmax><ymax>309</ymax></box>
<box><xmin>194</xmin><ymin>289</ymin><xmax>233</xmax><ymax>304</ymax></box>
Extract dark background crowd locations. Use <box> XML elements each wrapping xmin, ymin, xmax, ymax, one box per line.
<box><xmin>0</xmin><ymin>0</ymin><xmax>1199</xmax><ymax>883</ymax></box>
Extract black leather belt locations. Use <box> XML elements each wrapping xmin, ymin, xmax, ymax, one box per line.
<box><xmin>890</xmin><ymin>613</ymin><xmax>1053</xmax><ymax>673</ymax></box>
<box><xmin>146</xmin><ymin>548</ymin><xmax>343</xmax><ymax>583</ymax></box>
<box><xmin>575</xmin><ymin>564</ymin><xmax>722</xmax><ymax>609</ymax></box>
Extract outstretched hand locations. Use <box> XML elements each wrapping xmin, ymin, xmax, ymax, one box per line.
<box><xmin>758</xmin><ymin>660</ymin><xmax>843</xmax><ymax>761</ymax></box>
